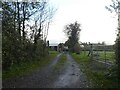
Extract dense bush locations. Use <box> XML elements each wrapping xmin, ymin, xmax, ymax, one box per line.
<box><xmin>115</xmin><ymin>36</ymin><xmax>120</xmax><ymax>85</ymax></box>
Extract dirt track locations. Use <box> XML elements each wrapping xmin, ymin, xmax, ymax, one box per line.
<box><xmin>52</xmin><ymin>54</ymin><xmax>92</xmax><ymax>88</ymax></box>
<box><xmin>2</xmin><ymin>53</ymin><xmax>92</xmax><ymax>88</ymax></box>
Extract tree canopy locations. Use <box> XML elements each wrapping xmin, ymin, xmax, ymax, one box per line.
<box><xmin>64</xmin><ymin>21</ymin><xmax>81</xmax><ymax>53</ymax></box>
<box><xmin>2</xmin><ymin>0</ymin><xmax>55</xmax><ymax>70</ymax></box>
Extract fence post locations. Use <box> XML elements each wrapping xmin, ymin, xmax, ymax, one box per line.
<box><xmin>91</xmin><ymin>44</ymin><xmax>93</xmax><ymax>60</ymax></box>
<box><xmin>104</xmin><ymin>45</ymin><xmax>107</xmax><ymax>67</ymax></box>
<box><xmin>84</xmin><ymin>44</ymin><xmax>85</xmax><ymax>56</ymax></box>
<box><xmin>96</xmin><ymin>45</ymin><xmax>99</xmax><ymax>60</ymax></box>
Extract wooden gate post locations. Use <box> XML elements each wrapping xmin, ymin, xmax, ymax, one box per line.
<box><xmin>104</xmin><ymin>45</ymin><xmax>107</xmax><ymax>67</ymax></box>
<box><xmin>91</xmin><ymin>44</ymin><xmax>93</xmax><ymax>60</ymax></box>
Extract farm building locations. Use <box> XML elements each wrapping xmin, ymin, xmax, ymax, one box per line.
<box><xmin>80</xmin><ymin>42</ymin><xmax>114</xmax><ymax>51</ymax></box>
<box><xmin>49</xmin><ymin>43</ymin><xmax>68</xmax><ymax>52</ymax></box>
<box><xmin>49</xmin><ymin>43</ymin><xmax>58</xmax><ymax>51</ymax></box>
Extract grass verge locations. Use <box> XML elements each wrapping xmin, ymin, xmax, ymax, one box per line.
<box><xmin>71</xmin><ymin>51</ymin><xmax>118</xmax><ymax>88</ymax></box>
<box><xmin>52</xmin><ymin>53</ymin><xmax>67</xmax><ymax>73</ymax></box>
<box><xmin>3</xmin><ymin>51</ymin><xmax>59</xmax><ymax>79</ymax></box>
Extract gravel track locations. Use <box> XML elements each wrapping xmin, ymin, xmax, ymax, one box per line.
<box><xmin>2</xmin><ymin>53</ymin><xmax>92</xmax><ymax>88</ymax></box>
<box><xmin>52</xmin><ymin>53</ymin><xmax>92</xmax><ymax>88</ymax></box>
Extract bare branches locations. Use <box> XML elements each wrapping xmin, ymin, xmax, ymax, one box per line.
<box><xmin>105</xmin><ymin>0</ymin><xmax>120</xmax><ymax>14</ymax></box>
<box><xmin>28</xmin><ymin>0</ymin><xmax>56</xmax><ymax>44</ymax></box>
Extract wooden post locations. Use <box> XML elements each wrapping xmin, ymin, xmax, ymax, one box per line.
<box><xmin>91</xmin><ymin>44</ymin><xmax>93</xmax><ymax>60</ymax></box>
<box><xmin>47</xmin><ymin>40</ymin><xmax>49</xmax><ymax>54</ymax></box>
<box><xmin>96</xmin><ymin>45</ymin><xmax>99</xmax><ymax>60</ymax></box>
<box><xmin>104</xmin><ymin>45</ymin><xmax>107</xmax><ymax>67</ymax></box>
<box><xmin>84</xmin><ymin>44</ymin><xmax>86</xmax><ymax>56</ymax></box>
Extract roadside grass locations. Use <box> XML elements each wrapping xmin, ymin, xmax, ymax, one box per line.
<box><xmin>52</xmin><ymin>53</ymin><xmax>67</xmax><ymax>73</ymax></box>
<box><xmin>3</xmin><ymin>51</ymin><xmax>59</xmax><ymax>79</ymax></box>
<box><xmin>71</xmin><ymin>51</ymin><xmax>118</xmax><ymax>88</ymax></box>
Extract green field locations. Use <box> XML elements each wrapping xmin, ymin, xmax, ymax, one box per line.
<box><xmin>93</xmin><ymin>51</ymin><xmax>115</xmax><ymax>64</ymax></box>
<box><xmin>98</xmin><ymin>51</ymin><xmax>115</xmax><ymax>59</ymax></box>
<box><xmin>82</xmin><ymin>51</ymin><xmax>115</xmax><ymax>64</ymax></box>
<box><xmin>52</xmin><ymin>53</ymin><xmax>67</xmax><ymax>73</ymax></box>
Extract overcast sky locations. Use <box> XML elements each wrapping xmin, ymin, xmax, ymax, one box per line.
<box><xmin>47</xmin><ymin>0</ymin><xmax>118</xmax><ymax>45</ymax></box>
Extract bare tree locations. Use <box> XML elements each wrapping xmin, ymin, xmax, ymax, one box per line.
<box><xmin>27</xmin><ymin>0</ymin><xmax>56</xmax><ymax>51</ymax></box>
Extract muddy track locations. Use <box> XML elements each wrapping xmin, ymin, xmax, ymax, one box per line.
<box><xmin>2</xmin><ymin>53</ymin><xmax>92</xmax><ymax>88</ymax></box>
<box><xmin>2</xmin><ymin>53</ymin><xmax>62</xmax><ymax>88</ymax></box>
<box><xmin>52</xmin><ymin>53</ymin><xmax>92</xmax><ymax>88</ymax></box>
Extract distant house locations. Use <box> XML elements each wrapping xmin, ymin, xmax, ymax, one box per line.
<box><xmin>57</xmin><ymin>43</ymin><xmax>69</xmax><ymax>52</ymax></box>
<box><xmin>49</xmin><ymin>43</ymin><xmax>69</xmax><ymax>52</ymax></box>
<box><xmin>49</xmin><ymin>43</ymin><xmax>58</xmax><ymax>51</ymax></box>
<box><xmin>63</xmin><ymin>46</ymin><xmax>69</xmax><ymax>51</ymax></box>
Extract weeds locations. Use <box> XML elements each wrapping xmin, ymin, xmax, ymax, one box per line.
<box><xmin>71</xmin><ymin>51</ymin><xmax>118</xmax><ymax>88</ymax></box>
<box><xmin>3</xmin><ymin>51</ymin><xmax>59</xmax><ymax>79</ymax></box>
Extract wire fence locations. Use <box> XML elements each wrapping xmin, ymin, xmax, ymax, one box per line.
<box><xmin>92</xmin><ymin>51</ymin><xmax>115</xmax><ymax>66</ymax></box>
<box><xmin>81</xmin><ymin>43</ymin><xmax>115</xmax><ymax>67</ymax></box>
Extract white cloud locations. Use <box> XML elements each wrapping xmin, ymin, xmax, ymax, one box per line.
<box><xmin>47</xmin><ymin>0</ymin><xmax>117</xmax><ymax>45</ymax></box>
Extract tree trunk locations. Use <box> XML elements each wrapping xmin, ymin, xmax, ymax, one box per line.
<box><xmin>17</xmin><ymin>2</ymin><xmax>21</xmax><ymax>39</ymax></box>
<box><xmin>22</xmin><ymin>2</ymin><xmax>26</xmax><ymax>41</ymax></box>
